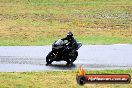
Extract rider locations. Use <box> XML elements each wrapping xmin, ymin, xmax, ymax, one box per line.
<box><xmin>61</xmin><ymin>31</ymin><xmax>77</xmax><ymax>54</ymax></box>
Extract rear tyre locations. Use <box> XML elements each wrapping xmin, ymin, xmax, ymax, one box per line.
<box><xmin>66</xmin><ymin>59</ymin><xmax>73</xmax><ymax>66</ymax></box>
<box><xmin>71</xmin><ymin>51</ymin><xmax>78</xmax><ymax>62</ymax></box>
<box><xmin>66</xmin><ymin>51</ymin><xmax>78</xmax><ymax>66</ymax></box>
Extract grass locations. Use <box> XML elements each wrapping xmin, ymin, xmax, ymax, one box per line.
<box><xmin>0</xmin><ymin>0</ymin><xmax>132</xmax><ymax>45</ymax></box>
<box><xmin>0</xmin><ymin>69</ymin><xmax>131</xmax><ymax>88</ymax></box>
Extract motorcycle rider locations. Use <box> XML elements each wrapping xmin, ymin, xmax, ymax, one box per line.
<box><xmin>46</xmin><ymin>31</ymin><xmax>81</xmax><ymax>66</ymax></box>
<box><xmin>61</xmin><ymin>31</ymin><xmax>77</xmax><ymax>55</ymax></box>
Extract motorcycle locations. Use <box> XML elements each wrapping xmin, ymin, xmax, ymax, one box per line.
<box><xmin>46</xmin><ymin>39</ymin><xmax>82</xmax><ymax>66</ymax></box>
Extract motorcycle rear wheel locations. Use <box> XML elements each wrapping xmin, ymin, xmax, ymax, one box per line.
<box><xmin>72</xmin><ymin>51</ymin><xmax>78</xmax><ymax>62</ymax></box>
<box><xmin>66</xmin><ymin>51</ymin><xmax>78</xmax><ymax>66</ymax></box>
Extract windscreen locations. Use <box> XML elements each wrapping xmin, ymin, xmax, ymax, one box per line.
<box><xmin>55</xmin><ymin>39</ymin><xmax>64</xmax><ymax>46</ymax></box>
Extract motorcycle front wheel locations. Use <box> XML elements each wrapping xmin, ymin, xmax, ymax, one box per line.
<box><xmin>46</xmin><ymin>52</ymin><xmax>54</xmax><ymax>65</ymax></box>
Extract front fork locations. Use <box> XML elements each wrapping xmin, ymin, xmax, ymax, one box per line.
<box><xmin>52</xmin><ymin>51</ymin><xmax>59</xmax><ymax>59</ymax></box>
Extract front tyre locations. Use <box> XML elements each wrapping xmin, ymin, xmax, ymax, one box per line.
<box><xmin>46</xmin><ymin>52</ymin><xmax>53</xmax><ymax>65</ymax></box>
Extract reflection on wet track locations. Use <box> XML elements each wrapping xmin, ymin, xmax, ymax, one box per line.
<box><xmin>0</xmin><ymin>44</ymin><xmax>132</xmax><ymax>72</ymax></box>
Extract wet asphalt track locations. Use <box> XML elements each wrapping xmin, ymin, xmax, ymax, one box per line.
<box><xmin>0</xmin><ymin>44</ymin><xmax>132</xmax><ymax>72</ymax></box>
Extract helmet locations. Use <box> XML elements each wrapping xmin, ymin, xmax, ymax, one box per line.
<box><xmin>67</xmin><ymin>31</ymin><xmax>73</xmax><ymax>38</ymax></box>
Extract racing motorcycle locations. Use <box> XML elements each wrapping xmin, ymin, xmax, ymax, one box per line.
<box><xmin>46</xmin><ymin>39</ymin><xmax>82</xmax><ymax>66</ymax></box>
